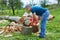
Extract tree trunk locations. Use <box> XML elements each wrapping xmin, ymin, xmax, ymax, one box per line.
<box><xmin>11</xmin><ymin>6</ymin><xmax>15</xmax><ymax>15</ymax></box>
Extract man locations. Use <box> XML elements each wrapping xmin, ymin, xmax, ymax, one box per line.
<box><xmin>18</xmin><ymin>12</ymin><xmax>39</xmax><ymax>33</ymax></box>
<box><xmin>25</xmin><ymin>5</ymin><xmax>49</xmax><ymax>38</ymax></box>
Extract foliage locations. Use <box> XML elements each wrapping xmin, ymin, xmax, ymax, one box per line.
<box><xmin>8</xmin><ymin>0</ymin><xmax>23</xmax><ymax>15</ymax></box>
<box><xmin>8</xmin><ymin>0</ymin><xmax>23</xmax><ymax>9</ymax></box>
<box><xmin>41</xmin><ymin>0</ymin><xmax>47</xmax><ymax>7</ymax></box>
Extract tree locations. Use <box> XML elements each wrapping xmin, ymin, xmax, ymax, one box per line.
<box><xmin>0</xmin><ymin>0</ymin><xmax>6</xmax><ymax>5</ymax></box>
<box><xmin>41</xmin><ymin>0</ymin><xmax>47</xmax><ymax>7</ymax></box>
<box><xmin>29</xmin><ymin>0</ymin><xmax>36</xmax><ymax>6</ymax></box>
<box><xmin>8</xmin><ymin>0</ymin><xmax>23</xmax><ymax>15</ymax></box>
<box><xmin>0</xmin><ymin>0</ymin><xmax>7</xmax><ymax>14</ymax></box>
<box><xmin>58</xmin><ymin>0</ymin><xmax>60</xmax><ymax>5</ymax></box>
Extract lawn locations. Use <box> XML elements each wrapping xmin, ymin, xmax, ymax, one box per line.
<box><xmin>0</xmin><ymin>6</ymin><xmax>60</xmax><ymax>40</ymax></box>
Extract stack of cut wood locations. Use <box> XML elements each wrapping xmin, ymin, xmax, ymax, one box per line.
<box><xmin>0</xmin><ymin>22</ymin><xmax>22</xmax><ymax>34</ymax></box>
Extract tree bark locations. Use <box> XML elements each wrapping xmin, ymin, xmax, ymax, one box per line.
<box><xmin>11</xmin><ymin>6</ymin><xmax>15</xmax><ymax>15</ymax></box>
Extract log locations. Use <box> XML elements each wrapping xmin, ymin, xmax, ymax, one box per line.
<box><xmin>0</xmin><ymin>16</ymin><xmax>21</xmax><ymax>22</ymax></box>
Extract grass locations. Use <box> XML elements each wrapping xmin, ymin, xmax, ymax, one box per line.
<box><xmin>0</xmin><ymin>9</ymin><xmax>25</xmax><ymax>16</ymax></box>
<box><xmin>0</xmin><ymin>6</ymin><xmax>60</xmax><ymax>40</ymax></box>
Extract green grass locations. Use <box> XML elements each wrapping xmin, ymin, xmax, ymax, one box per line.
<box><xmin>0</xmin><ymin>6</ymin><xmax>60</xmax><ymax>40</ymax></box>
<box><xmin>0</xmin><ymin>9</ymin><xmax>25</xmax><ymax>16</ymax></box>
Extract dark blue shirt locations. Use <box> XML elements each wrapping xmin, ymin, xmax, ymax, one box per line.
<box><xmin>31</xmin><ymin>6</ymin><xmax>47</xmax><ymax>16</ymax></box>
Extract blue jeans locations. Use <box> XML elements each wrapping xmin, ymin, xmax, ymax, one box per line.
<box><xmin>39</xmin><ymin>10</ymin><xmax>49</xmax><ymax>37</ymax></box>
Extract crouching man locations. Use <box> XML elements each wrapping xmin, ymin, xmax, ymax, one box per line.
<box><xmin>25</xmin><ymin>5</ymin><xmax>49</xmax><ymax>38</ymax></box>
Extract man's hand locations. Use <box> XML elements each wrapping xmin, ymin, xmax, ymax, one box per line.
<box><xmin>38</xmin><ymin>16</ymin><xmax>41</xmax><ymax>20</ymax></box>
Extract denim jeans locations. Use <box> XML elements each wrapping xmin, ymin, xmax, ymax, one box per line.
<box><xmin>39</xmin><ymin>10</ymin><xmax>49</xmax><ymax>37</ymax></box>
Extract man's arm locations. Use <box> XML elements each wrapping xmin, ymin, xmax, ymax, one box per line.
<box><xmin>32</xmin><ymin>13</ymin><xmax>36</xmax><ymax>19</ymax></box>
<box><xmin>18</xmin><ymin>12</ymin><xmax>28</xmax><ymax>24</ymax></box>
<box><xmin>17</xmin><ymin>16</ymin><xmax>26</xmax><ymax>24</ymax></box>
<box><xmin>32</xmin><ymin>13</ymin><xmax>41</xmax><ymax>21</ymax></box>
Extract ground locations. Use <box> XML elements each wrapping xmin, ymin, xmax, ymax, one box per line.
<box><xmin>0</xmin><ymin>6</ymin><xmax>60</xmax><ymax>40</ymax></box>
